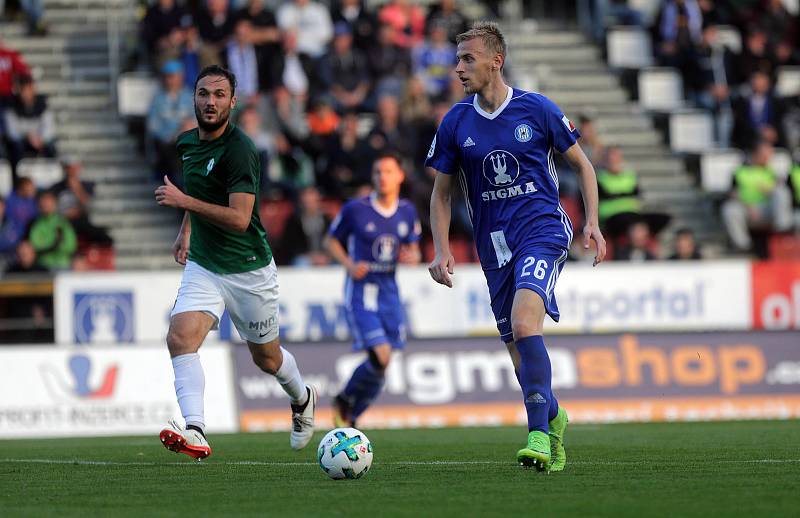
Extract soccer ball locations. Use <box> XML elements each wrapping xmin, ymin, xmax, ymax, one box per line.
<box><xmin>317</xmin><ymin>427</ymin><xmax>373</xmax><ymax>480</ymax></box>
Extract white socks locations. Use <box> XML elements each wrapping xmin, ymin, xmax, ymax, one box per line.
<box><xmin>275</xmin><ymin>347</ymin><xmax>307</xmax><ymax>405</ymax></box>
<box><xmin>171</xmin><ymin>353</ymin><xmax>205</xmax><ymax>432</ymax></box>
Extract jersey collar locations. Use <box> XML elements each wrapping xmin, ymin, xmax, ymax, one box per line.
<box><xmin>472</xmin><ymin>86</ymin><xmax>513</xmax><ymax>120</ymax></box>
<box><xmin>369</xmin><ymin>193</ymin><xmax>399</xmax><ymax>218</ymax></box>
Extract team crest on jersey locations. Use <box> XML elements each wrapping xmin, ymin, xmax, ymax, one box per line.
<box><xmin>365</xmin><ymin>222</ymin><xmax>376</xmax><ymax>232</ymax></box>
<box><xmin>372</xmin><ymin>234</ymin><xmax>398</xmax><ymax>262</ymax></box>
<box><xmin>482</xmin><ymin>150</ymin><xmax>520</xmax><ymax>187</ymax></box>
<box><xmin>205</xmin><ymin>158</ymin><xmax>215</xmax><ymax>175</ymax></box>
<box><xmin>514</xmin><ymin>124</ymin><xmax>533</xmax><ymax>143</ymax></box>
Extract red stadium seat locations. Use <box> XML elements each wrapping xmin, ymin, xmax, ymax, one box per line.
<box><xmin>83</xmin><ymin>245</ymin><xmax>115</xmax><ymax>270</ymax></box>
<box><xmin>560</xmin><ymin>195</ymin><xmax>583</xmax><ymax>236</ymax></box>
<box><xmin>769</xmin><ymin>234</ymin><xmax>800</xmax><ymax>260</ymax></box>
<box><xmin>260</xmin><ymin>200</ymin><xmax>294</xmax><ymax>242</ymax></box>
<box><xmin>422</xmin><ymin>237</ymin><xmax>477</xmax><ymax>264</ymax></box>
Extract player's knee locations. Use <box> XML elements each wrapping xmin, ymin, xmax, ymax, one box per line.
<box><xmin>511</xmin><ymin>319</ymin><xmax>541</xmax><ymax>341</ymax></box>
<box><xmin>166</xmin><ymin>329</ymin><xmax>196</xmax><ymax>356</ymax></box>
<box><xmin>368</xmin><ymin>348</ymin><xmax>390</xmax><ymax>373</ymax></box>
<box><xmin>251</xmin><ymin>348</ymin><xmax>281</xmax><ymax>375</ymax></box>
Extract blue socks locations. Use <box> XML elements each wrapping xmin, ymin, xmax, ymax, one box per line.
<box><xmin>515</xmin><ymin>335</ymin><xmax>555</xmax><ymax>433</ymax></box>
<box><xmin>341</xmin><ymin>358</ymin><xmax>385</xmax><ymax>421</ymax></box>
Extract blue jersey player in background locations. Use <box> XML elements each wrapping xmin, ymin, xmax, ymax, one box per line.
<box><xmin>426</xmin><ymin>22</ymin><xmax>607</xmax><ymax>472</ymax></box>
<box><xmin>325</xmin><ymin>152</ymin><xmax>422</xmax><ymax>428</ymax></box>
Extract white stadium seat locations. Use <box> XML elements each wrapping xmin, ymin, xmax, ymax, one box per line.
<box><xmin>638</xmin><ymin>67</ymin><xmax>683</xmax><ymax>111</ymax></box>
<box><xmin>117</xmin><ymin>73</ymin><xmax>159</xmax><ymax>117</ymax></box>
<box><xmin>782</xmin><ymin>0</ymin><xmax>798</xmax><ymax>15</ymax></box>
<box><xmin>17</xmin><ymin>158</ymin><xmax>62</xmax><ymax>189</ymax></box>
<box><xmin>700</xmin><ymin>149</ymin><xmax>744</xmax><ymax>193</ymax></box>
<box><xmin>607</xmin><ymin>27</ymin><xmax>653</xmax><ymax>69</ymax></box>
<box><xmin>776</xmin><ymin>66</ymin><xmax>800</xmax><ymax>98</ymax></box>
<box><xmin>628</xmin><ymin>0</ymin><xmax>662</xmax><ymax>26</ymax></box>
<box><xmin>669</xmin><ymin>110</ymin><xmax>714</xmax><ymax>153</ymax></box>
<box><xmin>771</xmin><ymin>147</ymin><xmax>793</xmax><ymax>180</ymax></box>
<box><xmin>0</xmin><ymin>159</ymin><xmax>12</xmax><ymax>197</ymax></box>
<box><xmin>715</xmin><ymin>25</ymin><xmax>742</xmax><ymax>53</ymax></box>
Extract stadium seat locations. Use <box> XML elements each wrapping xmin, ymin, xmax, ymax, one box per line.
<box><xmin>560</xmin><ymin>195</ymin><xmax>583</xmax><ymax>231</ymax></box>
<box><xmin>771</xmin><ymin>147</ymin><xmax>793</xmax><ymax>180</ymax></box>
<box><xmin>117</xmin><ymin>73</ymin><xmax>159</xmax><ymax>117</ymax></box>
<box><xmin>668</xmin><ymin>110</ymin><xmax>714</xmax><ymax>153</ymax></box>
<box><xmin>0</xmin><ymin>159</ymin><xmax>12</xmax><ymax>197</ymax></box>
<box><xmin>260</xmin><ymin>199</ymin><xmax>294</xmax><ymax>242</ymax></box>
<box><xmin>606</xmin><ymin>27</ymin><xmax>653</xmax><ymax>69</ymax></box>
<box><xmin>83</xmin><ymin>244</ymin><xmax>116</xmax><ymax>270</ymax></box>
<box><xmin>628</xmin><ymin>0</ymin><xmax>662</xmax><ymax>26</ymax></box>
<box><xmin>769</xmin><ymin>233</ymin><xmax>800</xmax><ymax>260</ymax></box>
<box><xmin>782</xmin><ymin>0</ymin><xmax>799</xmax><ymax>15</ymax></box>
<box><xmin>700</xmin><ymin>149</ymin><xmax>744</xmax><ymax>193</ymax></box>
<box><xmin>638</xmin><ymin>67</ymin><xmax>683</xmax><ymax>111</ymax></box>
<box><xmin>16</xmin><ymin>158</ymin><xmax>62</xmax><ymax>189</ymax></box>
<box><xmin>715</xmin><ymin>25</ymin><xmax>742</xmax><ymax>53</ymax></box>
<box><xmin>776</xmin><ymin>66</ymin><xmax>800</xmax><ymax>98</ymax></box>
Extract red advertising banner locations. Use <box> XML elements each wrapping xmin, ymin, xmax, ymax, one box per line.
<box><xmin>752</xmin><ymin>262</ymin><xmax>800</xmax><ymax>330</ymax></box>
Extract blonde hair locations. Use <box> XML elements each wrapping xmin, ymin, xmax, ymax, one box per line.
<box><xmin>456</xmin><ymin>21</ymin><xmax>507</xmax><ymax>66</ymax></box>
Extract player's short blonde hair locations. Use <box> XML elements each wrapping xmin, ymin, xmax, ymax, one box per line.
<box><xmin>456</xmin><ymin>21</ymin><xmax>507</xmax><ymax>65</ymax></box>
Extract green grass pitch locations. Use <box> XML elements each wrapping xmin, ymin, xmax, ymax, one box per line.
<box><xmin>1</xmin><ymin>421</ymin><xmax>798</xmax><ymax>517</ymax></box>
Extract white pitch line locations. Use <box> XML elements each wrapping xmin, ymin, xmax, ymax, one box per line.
<box><xmin>2</xmin><ymin>458</ymin><xmax>800</xmax><ymax>467</ymax></box>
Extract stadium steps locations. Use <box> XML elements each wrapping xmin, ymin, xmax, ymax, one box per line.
<box><xmin>505</xmin><ymin>22</ymin><xmax>727</xmax><ymax>255</ymax></box>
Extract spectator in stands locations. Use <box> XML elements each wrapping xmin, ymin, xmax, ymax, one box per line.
<box><xmin>730</xmin><ymin>70</ymin><xmax>784</xmax><ymax>150</ymax></box>
<box><xmin>426</xmin><ymin>0</ymin><xmax>469</xmax><ymax>43</ymax></box>
<box><xmin>175</xmin><ymin>19</ymin><xmax>219</xmax><ymax>90</ymax></box>
<box><xmin>655</xmin><ymin>0</ymin><xmax>703</xmax><ymax>78</ymax></box>
<box><xmin>50</xmin><ymin>157</ymin><xmax>112</xmax><ymax>246</ymax></box>
<box><xmin>275</xmin><ymin>29</ymin><xmax>314</xmax><ymax>104</ymax></box>
<box><xmin>0</xmin><ymin>195</ymin><xmax>16</xmax><ymax>255</ymax></box>
<box><xmin>235</xmin><ymin>0</ymin><xmax>283</xmax><ymax>92</ymax></box>
<box><xmin>226</xmin><ymin>20</ymin><xmax>260</xmax><ymax>101</ymax></box>
<box><xmin>668</xmin><ymin>227</ymin><xmax>702</xmax><ymax>260</ymax></box>
<box><xmin>237</xmin><ymin>104</ymin><xmax>274</xmax><ymax>184</ymax></box>
<box><xmin>366</xmin><ymin>94</ymin><xmax>413</xmax><ymax>161</ymax></box>
<box><xmin>578</xmin><ymin>0</ymin><xmax>645</xmax><ymax>42</ymax></box>
<box><xmin>330</xmin><ymin>0</ymin><xmax>378</xmax><ymax>52</ymax></box>
<box><xmin>4</xmin><ymin>240</ymin><xmax>46</xmax><ymax>274</ymax></box>
<box><xmin>279</xmin><ymin>185</ymin><xmax>332</xmax><ymax>266</ymax></box>
<box><xmin>721</xmin><ymin>140</ymin><xmax>793</xmax><ymax>254</ymax></box>
<box><xmin>790</xmin><ymin>162</ymin><xmax>800</xmax><ymax>230</ymax></box>
<box><xmin>689</xmin><ymin>24</ymin><xmax>734</xmax><ymax>146</ymax></box>
<box><xmin>321</xmin><ymin>109</ymin><xmax>371</xmax><ymax>197</ymax></box>
<box><xmin>277</xmin><ymin>0</ymin><xmax>334</xmax><ymax>60</ymax></box>
<box><xmin>413</xmin><ymin>21</ymin><xmax>456</xmax><ymax>98</ymax></box>
<box><xmin>319</xmin><ymin>22</ymin><xmax>371</xmax><ymax>112</ymax></box>
<box><xmin>28</xmin><ymin>190</ymin><xmax>76</xmax><ymax>270</ymax></box>
<box><xmin>757</xmin><ymin>0</ymin><xmax>795</xmax><ymax>50</ymax></box>
<box><xmin>4</xmin><ymin>75</ymin><xmax>56</xmax><ymax>168</ymax></box>
<box><xmin>2</xmin><ymin>177</ymin><xmax>37</xmax><ymax>252</ymax></box>
<box><xmin>733</xmin><ymin>28</ymin><xmax>774</xmax><ymax>86</ymax></box>
<box><xmin>146</xmin><ymin>60</ymin><xmax>194</xmax><ymax>186</ymax></box>
<box><xmin>400</xmin><ymin>75</ymin><xmax>433</xmax><ymax>128</ymax></box>
<box><xmin>0</xmin><ymin>36</ymin><xmax>30</xmax><ymax>102</ymax></box>
<box><xmin>577</xmin><ymin>112</ymin><xmax>606</xmax><ymax>168</ymax></box>
<box><xmin>614</xmin><ymin>219</ymin><xmax>657</xmax><ymax>261</ymax></box>
<box><xmin>196</xmin><ymin>0</ymin><xmax>236</xmax><ymax>58</ymax></box>
<box><xmin>367</xmin><ymin>22</ymin><xmax>412</xmax><ymax>98</ymax></box>
<box><xmin>379</xmin><ymin>0</ymin><xmax>425</xmax><ymax>49</ymax></box>
<box><xmin>140</xmin><ymin>0</ymin><xmax>189</xmax><ymax>71</ymax></box>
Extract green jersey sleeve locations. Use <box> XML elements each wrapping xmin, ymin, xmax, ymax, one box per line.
<box><xmin>225</xmin><ymin>137</ymin><xmax>260</xmax><ymax>194</ymax></box>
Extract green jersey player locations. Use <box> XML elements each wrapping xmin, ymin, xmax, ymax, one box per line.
<box><xmin>154</xmin><ymin>65</ymin><xmax>316</xmax><ymax>459</ymax></box>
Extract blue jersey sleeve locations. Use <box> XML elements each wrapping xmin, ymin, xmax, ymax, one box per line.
<box><xmin>328</xmin><ymin>202</ymin><xmax>353</xmax><ymax>245</ymax></box>
<box><xmin>404</xmin><ymin>204</ymin><xmax>422</xmax><ymax>244</ymax></box>
<box><xmin>542</xmin><ymin>96</ymin><xmax>580</xmax><ymax>154</ymax></box>
<box><xmin>424</xmin><ymin>111</ymin><xmax>459</xmax><ymax>175</ymax></box>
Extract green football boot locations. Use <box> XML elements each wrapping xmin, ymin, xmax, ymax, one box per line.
<box><xmin>548</xmin><ymin>407</ymin><xmax>569</xmax><ymax>472</ymax></box>
<box><xmin>516</xmin><ymin>430</ymin><xmax>551</xmax><ymax>471</ymax></box>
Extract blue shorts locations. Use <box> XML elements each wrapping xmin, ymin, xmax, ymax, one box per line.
<box><xmin>346</xmin><ymin>304</ymin><xmax>406</xmax><ymax>351</ymax></box>
<box><xmin>483</xmin><ymin>244</ymin><xmax>569</xmax><ymax>343</ymax></box>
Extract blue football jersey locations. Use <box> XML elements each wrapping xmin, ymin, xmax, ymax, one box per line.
<box><xmin>425</xmin><ymin>87</ymin><xmax>579</xmax><ymax>270</ymax></box>
<box><xmin>328</xmin><ymin>194</ymin><xmax>421</xmax><ymax>310</ymax></box>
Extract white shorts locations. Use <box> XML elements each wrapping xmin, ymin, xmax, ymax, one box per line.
<box><xmin>171</xmin><ymin>260</ymin><xmax>280</xmax><ymax>344</ymax></box>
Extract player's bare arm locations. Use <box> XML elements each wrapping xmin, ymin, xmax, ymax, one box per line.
<box><xmin>428</xmin><ymin>169</ymin><xmax>455</xmax><ymax>288</ymax></box>
<box><xmin>155</xmin><ymin>175</ymin><xmax>253</xmax><ymax>234</ymax></box>
<box><xmin>562</xmin><ymin>143</ymin><xmax>607</xmax><ymax>265</ymax></box>
<box><xmin>323</xmin><ymin>234</ymin><xmax>369</xmax><ymax>280</ymax></box>
<box><xmin>173</xmin><ymin>212</ymin><xmax>191</xmax><ymax>265</ymax></box>
<box><xmin>398</xmin><ymin>242</ymin><xmax>421</xmax><ymax>264</ymax></box>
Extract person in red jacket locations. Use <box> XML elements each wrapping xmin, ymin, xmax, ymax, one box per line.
<box><xmin>0</xmin><ymin>37</ymin><xmax>31</xmax><ymax>102</ymax></box>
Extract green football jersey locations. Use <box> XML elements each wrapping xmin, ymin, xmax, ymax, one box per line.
<box><xmin>176</xmin><ymin>123</ymin><xmax>272</xmax><ymax>274</ymax></box>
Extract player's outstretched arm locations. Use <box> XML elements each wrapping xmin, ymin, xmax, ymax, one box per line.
<box><xmin>323</xmin><ymin>235</ymin><xmax>369</xmax><ymax>280</ymax></box>
<box><xmin>173</xmin><ymin>212</ymin><xmax>191</xmax><ymax>265</ymax></box>
<box><xmin>155</xmin><ymin>175</ymin><xmax>253</xmax><ymax>234</ymax></box>
<box><xmin>428</xmin><ymin>170</ymin><xmax>456</xmax><ymax>287</ymax></box>
<box><xmin>562</xmin><ymin>143</ymin><xmax>607</xmax><ymax>266</ymax></box>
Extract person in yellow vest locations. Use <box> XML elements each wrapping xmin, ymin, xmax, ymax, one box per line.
<box><xmin>790</xmin><ymin>164</ymin><xmax>800</xmax><ymax>230</ymax></box>
<box><xmin>720</xmin><ymin>140</ymin><xmax>793</xmax><ymax>253</ymax></box>
<box><xmin>597</xmin><ymin>146</ymin><xmax>670</xmax><ymax>241</ymax></box>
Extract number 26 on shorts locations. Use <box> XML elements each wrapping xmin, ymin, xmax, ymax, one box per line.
<box><xmin>520</xmin><ymin>256</ymin><xmax>548</xmax><ymax>280</ymax></box>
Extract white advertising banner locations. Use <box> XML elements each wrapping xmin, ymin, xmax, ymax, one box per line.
<box><xmin>54</xmin><ymin>261</ymin><xmax>751</xmax><ymax>344</ymax></box>
<box><xmin>0</xmin><ymin>345</ymin><xmax>237</xmax><ymax>438</ymax></box>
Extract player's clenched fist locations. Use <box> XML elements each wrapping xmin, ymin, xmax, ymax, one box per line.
<box><xmin>428</xmin><ymin>253</ymin><xmax>455</xmax><ymax>288</ymax></box>
<box><xmin>348</xmin><ymin>261</ymin><xmax>370</xmax><ymax>281</ymax></box>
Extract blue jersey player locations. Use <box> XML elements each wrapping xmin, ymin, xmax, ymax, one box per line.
<box><xmin>325</xmin><ymin>152</ymin><xmax>422</xmax><ymax>428</ymax></box>
<box><xmin>426</xmin><ymin>22</ymin><xmax>606</xmax><ymax>472</ymax></box>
